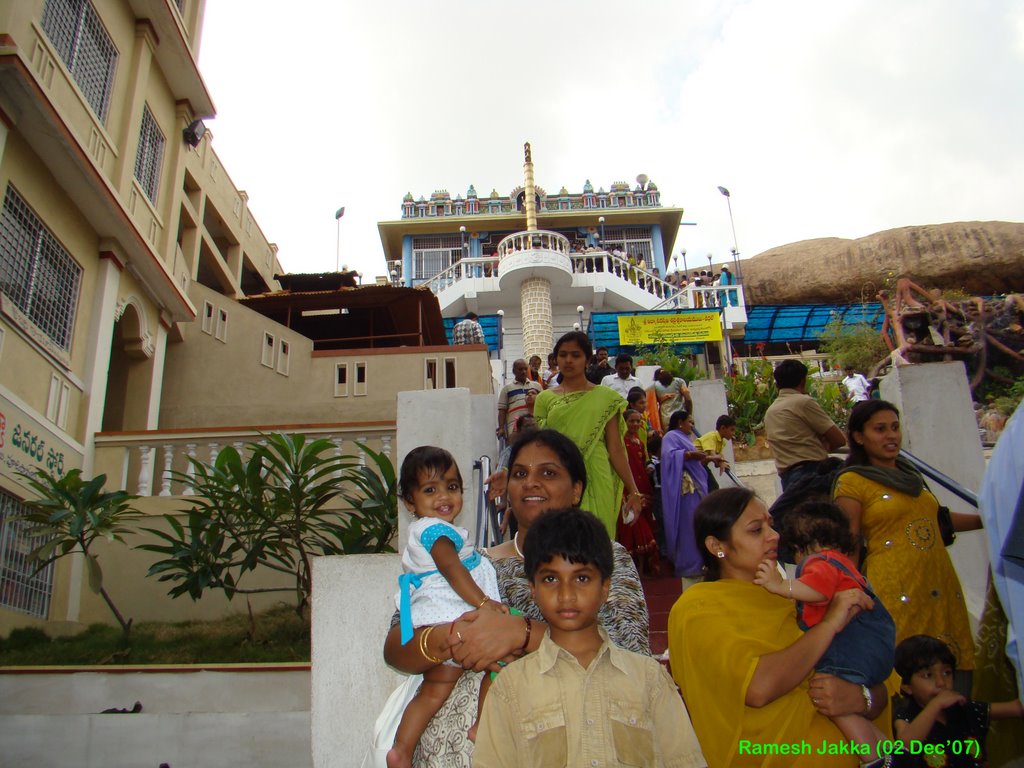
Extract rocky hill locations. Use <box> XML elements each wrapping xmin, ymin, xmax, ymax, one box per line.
<box><xmin>739</xmin><ymin>221</ymin><xmax>1024</xmax><ymax>304</ymax></box>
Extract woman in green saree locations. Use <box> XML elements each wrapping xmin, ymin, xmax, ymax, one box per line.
<box><xmin>532</xmin><ymin>331</ymin><xmax>643</xmax><ymax>536</ymax></box>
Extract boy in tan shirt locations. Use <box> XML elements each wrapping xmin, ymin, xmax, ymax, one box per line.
<box><xmin>473</xmin><ymin>507</ymin><xmax>706</xmax><ymax>768</ymax></box>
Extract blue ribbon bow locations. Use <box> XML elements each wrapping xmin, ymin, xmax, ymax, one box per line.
<box><xmin>399</xmin><ymin>550</ymin><xmax>482</xmax><ymax>645</ymax></box>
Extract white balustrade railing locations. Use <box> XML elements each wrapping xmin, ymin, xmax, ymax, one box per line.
<box><xmin>94</xmin><ymin>424</ymin><xmax>396</xmax><ymax>497</ymax></box>
<box><xmin>496</xmin><ymin>229</ymin><xmax>571</xmax><ymax>260</ymax></box>
<box><xmin>651</xmin><ymin>282</ymin><xmax>746</xmax><ymax>312</ymax></box>
<box><xmin>423</xmin><ymin>257</ymin><xmax>498</xmax><ymax>294</ymax></box>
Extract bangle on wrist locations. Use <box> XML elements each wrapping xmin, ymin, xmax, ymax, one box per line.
<box><xmin>418</xmin><ymin>625</ymin><xmax>444</xmax><ymax>665</ymax></box>
<box><xmin>860</xmin><ymin>684</ymin><xmax>873</xmax><ymax>714</ymax></box>
<box><xmin>787</xmin><ymin>579</ymin><xmax>793</xmax><ymax>598</ymax></box>
<box><xmin>520</xmin><ymin>616</ymin><xmax>532</xmax><ymax>654</ymax></box>
<box><xmin>476</xmin><ymin>595</ymin><xmax>490</xmax><ymax>609</ymax></box>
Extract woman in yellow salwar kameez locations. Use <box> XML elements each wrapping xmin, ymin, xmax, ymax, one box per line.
<box><xmin>668</xmin><ymin>487</ymin><xmax>898</xmax><ymax>768</ymax></box>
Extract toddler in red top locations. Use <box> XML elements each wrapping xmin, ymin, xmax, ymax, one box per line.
<box><xmin>756</xmin><ymin>501</ymin><xmax>897</xmax><ymax>767</ymax></box>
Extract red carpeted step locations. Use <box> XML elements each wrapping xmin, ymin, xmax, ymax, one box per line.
<box><xmin>641</xmin><ymin>574</ymin><xmax>682</xmax><ymax>659</ymax></box>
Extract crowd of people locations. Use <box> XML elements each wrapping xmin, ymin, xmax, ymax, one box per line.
<box><xmin>373</xmin><ymin>342</ymin><xmax>1022</xmax><ymax>768</ymax></box>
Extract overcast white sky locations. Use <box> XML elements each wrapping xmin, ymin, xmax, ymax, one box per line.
<box><xmin>196</xmin><ymin>0</ymin><xmax>1023</xmax><ymax>281</ymax></box>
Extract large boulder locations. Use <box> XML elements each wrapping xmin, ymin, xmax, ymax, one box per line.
<box><xmin>740</xmin><ymin>221</ymin><xmax>1024</xmax><ymax>304</ymax></box>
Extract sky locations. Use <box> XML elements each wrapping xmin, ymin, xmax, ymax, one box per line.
<box><xmin>196</xmin><ymin>0</ymin><xmax>1024</xmax><ymax>282</ymax></box>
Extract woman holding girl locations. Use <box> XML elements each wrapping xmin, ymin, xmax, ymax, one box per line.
<box><xmin>382</xmin><ymin>429</ymin><xmax>649</xmax><ymax>767</ymax></box>
<box><xmin>832</xmin><ymin>399</ymin><xmax>981</xmax><ymax>683</ymax></box>
<box><xmin>532</xmin><ymin>331</ymin><xmax>643</xmax><ymax>537</ymax></box>
<box><xmin>668</xmin><ymin>487</ymin><xmax>895</xmax><ymax>768</ymax></box>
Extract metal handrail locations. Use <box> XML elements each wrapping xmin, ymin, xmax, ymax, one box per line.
<box><xmin>899</xmin><ymin>449</ymin><xmax>979</xmax><ymax>508</ymax></box>
<box><xmin>692</xmin><ymin>426</ymin><xmax>746</xmax><ymax>489</ymax></box>
<box><xmin>473</xmin><ymin>454</ymin><xmax>503</xmax><ymax>548</ymax></box>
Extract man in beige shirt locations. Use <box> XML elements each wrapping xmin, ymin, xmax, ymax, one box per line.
<box><xmin>764</xmin><ymin>359</ymin><xmax>846</xmax><ymax>491</ymax></box>
<box><xmin>473</xmin><ymin>507</ymin><xmax>705</xmax><ymax>768</ymax></box>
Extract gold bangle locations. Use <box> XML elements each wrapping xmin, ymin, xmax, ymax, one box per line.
<box><xmin>418</xmin><ymin>625</ymin><xmax>444</xmax><ymax>664</ymax></box>
<box><xmin>476</xmin><ymin>595</ymin><xmax>490</xmax><ymax>609</ymax></box>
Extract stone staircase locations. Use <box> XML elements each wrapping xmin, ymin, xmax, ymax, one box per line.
<box><xmin>642</xmin><ymin>574</ymin><xmax>683</xmax><ymax>659</ymax></box>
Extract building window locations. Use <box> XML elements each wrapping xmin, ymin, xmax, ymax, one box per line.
<box><xmin>41</xmin><ymin>0</ymin><xmax>118</xmax><ymax>123</ymax></box>
<box><xmin>276</xmin><ymin>339</ymin><xmax>290</xmax><ymax>375</ymax></box>
<box><xmin>201</xmin><ymin>301</ymin><xmax>214</xmax><ymax>334</ymax></box>
<box><xmin>261</xmin><ymin>332</ymin><xmax>275</xmax><ymax>367</ymax></box>
<box><xmin>444</xmin><ymin>358</ymin><xmax>457</xmax><ymax>388</ymax></box>
<box><xmin>215</xmin><ymin>308</ymin><xmax>228</xmax><ymax>342</ymax></box>
<box><xmin>334</xmin><ymin>363</ymin><xmax>348</xmax><ymax>397</ymax></box>
<box><xmin>599</xmin><ymin>226</ymin><xmax>654</xmax><ymax>267</ymax></box>
<box><xmin>46</xmin><ymin>374</ymin><xmax>71</xmax><ymax>429</ymax></box>
<box><xmin>411</xmin><ymin>235</ymin><xmax>463</xmax><ymax>282</ymax></box>
<box><xmin>0</xmin><ymin>490</ymin><xmax>56</xmax><ymax>619</ymax></box>
<box><xmin>134</xmin><ymin>104</ymin><xmax>165</xmax><ymax>203</ymax></box>
<box><xmin>0</xmin><ymin>185</ymin><xmax>83</xmax><ymax>352</ymax></box>
<box><xmin>354</xmin><ymin>362</ymin><xmax>367</xmax><ymax>396</ymax></box>
<box><xmin>425</xmin><ymin>358</ymin><xmax>438</xmax><ymax>390</ymax></box>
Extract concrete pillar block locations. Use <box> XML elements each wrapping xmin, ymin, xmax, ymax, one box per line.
<box><xmin>396</xmin><ymin>388</ymin><xmax>497</xmax><ymax>551</ymax></box>
<box><xmin>311</xmin><ymin>554</ymin><xmax>403</xmax><ymax>768</ymax></box>
<box><xmin>878</xmin><ymin>362</ymin><xmax>988</xmax><ymax>628</ymax></box>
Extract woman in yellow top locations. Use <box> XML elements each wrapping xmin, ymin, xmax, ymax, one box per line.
<box><xmin>832</xmin><ymin>400</ymin><xmax>982</xmax><ymax>678</ymax></box>
<box><xmin>668</xmin><ymin>487</ymin><xmax>895</xmax><ymax>768</ymax></box>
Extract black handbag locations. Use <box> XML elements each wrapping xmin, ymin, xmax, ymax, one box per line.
<box><xmin>936</xmin><ymin>505</ymin><xmax>956</xmax><ymax>547</ymax></box>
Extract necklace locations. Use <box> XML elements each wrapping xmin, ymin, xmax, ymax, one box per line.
<box><xmin>513</xmin><ymin>532</ymin><xmax>524</xmax><ymax>559</ymax></box>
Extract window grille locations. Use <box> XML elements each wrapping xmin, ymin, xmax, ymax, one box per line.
<box><xmin>0</xmin><ymin>186</ymin><xmax>83</xmax><ymax>351</ymax></box>
<box><xmin>134</xmin><ymin>105</ymin><xmax>165</xmax><ymax>203</ymax></box>
<box><xmin>41</xmin><ymin>0</ymin><xmax>118</xmax><ymax>122</ymax></box>
<box><xmin>601</xmin><ymin>226</ymin><xmax>654</xmax><ymax>267</ymax></box>
<box><xmin>412</xmin><ymin>235</ymin><xmax>463</xmax><ymax>281</ymax></box>
<box><xmin>0</xmin><ymin>490</ymin><xmax>55</xmax><ymax>619</ymax></box>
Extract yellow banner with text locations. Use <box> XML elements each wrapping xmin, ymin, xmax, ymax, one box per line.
<box><xmin>617</xmin><ymin>312</ymin><xmax>722</xmax><ymax>345</ymax></box>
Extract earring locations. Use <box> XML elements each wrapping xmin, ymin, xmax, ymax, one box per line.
<box><xmin>716</xmin><ymin>551</ymin><xmax>725</xmax><ymax>559</ymax></box>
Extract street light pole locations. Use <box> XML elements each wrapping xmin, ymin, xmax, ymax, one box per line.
<box><xmin>717</xmin><ymin>186</ymin><xmax>741</xmax><ymax>281</ymax></box>
<box><xmin>598</xmin><ymin>216</ymin><xmax>606</xmax><ymax>245</ymax></box>
<box><xmin>334</xmin><ymin>206</ymin><xmax>345</xmax><ymax>272</ymax></box>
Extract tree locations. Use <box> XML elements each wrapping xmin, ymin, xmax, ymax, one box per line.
<box><xmin>817</xmin><ymin>315</ymin><xmax>890</xmax><ymax>374</ymax></box>
<box><xmin>20</xmin><ymin>469</ymin><xmax>141</xmax><ymax>640</ymax></box>
<box><xmin>138</xmin><ymin>433</ymin><xmax>397</xmax><ymax>619</ymax></box>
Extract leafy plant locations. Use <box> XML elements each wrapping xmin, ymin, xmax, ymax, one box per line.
<box><xmin>138</xmin><ymin>433</ymin><xmax>397</xmax><ymax>621</ymax></box>
<box><xmin>724</xmin><ymin>360</ymin><xmax>776</xmax><ymax>445</ymax></box>
<box><xmin>19</xmin><ymin>469</ymin><xmax>141</xmax><ymax>640</ymax></box>
<box><xmin>818</xmin><ymin>315</ymin><xmax>891</xmax><ymax>375</ymax></box>
<box><xmin>633</xmin><ymin>340</ymin><xmax>707</xmax><ymax>381</ymax></box>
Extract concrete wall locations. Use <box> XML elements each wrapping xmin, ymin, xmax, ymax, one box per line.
<box><xmin>158</xmin><ymin>284</ymin><xmax>495</xmax><ymax>428</ymax></box>
<box><xmin>0</xmin><ymin>667</ymin><xmax>310</xmax><ymax>768</ymax></box>
<box><xmin>311</xmin><ymin>555</ymin><xmax>402</xmax><ymax>768</ymax></box>
<box><xmin>879</xmin><ymin>362</ymin><xmax>989</xmax><ymax>627</ymax></box>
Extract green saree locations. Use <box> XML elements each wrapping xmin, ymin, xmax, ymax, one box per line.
<box><xmin>534</xmin><ymin>386</ymin><xmax>626</xmax><ymax>537</ymax></box>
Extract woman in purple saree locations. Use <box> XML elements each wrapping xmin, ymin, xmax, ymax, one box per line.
<box><xmin>661</xmin><ymin>410</ymin><xmax>718</xmax><ymax>577</ymax></box>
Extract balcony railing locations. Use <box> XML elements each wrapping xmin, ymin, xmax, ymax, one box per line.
<box><xmin>93</xmin><ymin>423</ymin><xmax>396</xmax><ymax>497</ymax></box>
<box><xmin>421</xmin><ymin>245</ymin><xmax>682</xmax><ymax>306</ymax></box>
<box><xmin>496</xmin><ymin>230</ymin><xmax>571</xmax><ymax>260</ymax></box>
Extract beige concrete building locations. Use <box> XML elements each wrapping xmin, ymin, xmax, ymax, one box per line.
<box><xmin>0</xmin><ymin>0</ymin><xmax>491</xmax><ymax>636</ymax></box>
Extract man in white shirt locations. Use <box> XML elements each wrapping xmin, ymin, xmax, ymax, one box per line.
<box><xmin>842</xmin><ymin>365</ymin><xmax>872</xmax><ymax>402</ymax></box>
<box><xmin>600</xmin><ymin>353</ymin><xmax>640</xmax><ymax>398</ymax></box>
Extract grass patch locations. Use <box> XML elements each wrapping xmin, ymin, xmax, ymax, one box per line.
<box><xmin>0</xmin><ymin>605</ymin><xmax>310</xmax><ymax>666</ymax></box>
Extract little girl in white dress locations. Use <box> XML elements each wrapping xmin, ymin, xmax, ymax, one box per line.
<box><xmin>388</xmin><ymin>446</ymin><xmax>505</xmax><ymax>768</ymax></box>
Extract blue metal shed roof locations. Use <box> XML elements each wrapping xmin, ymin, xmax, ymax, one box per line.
<box><xmin>742</xmin><ymin>303</ymin><xmax>884</xmax><ymax>344</ymax></box>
